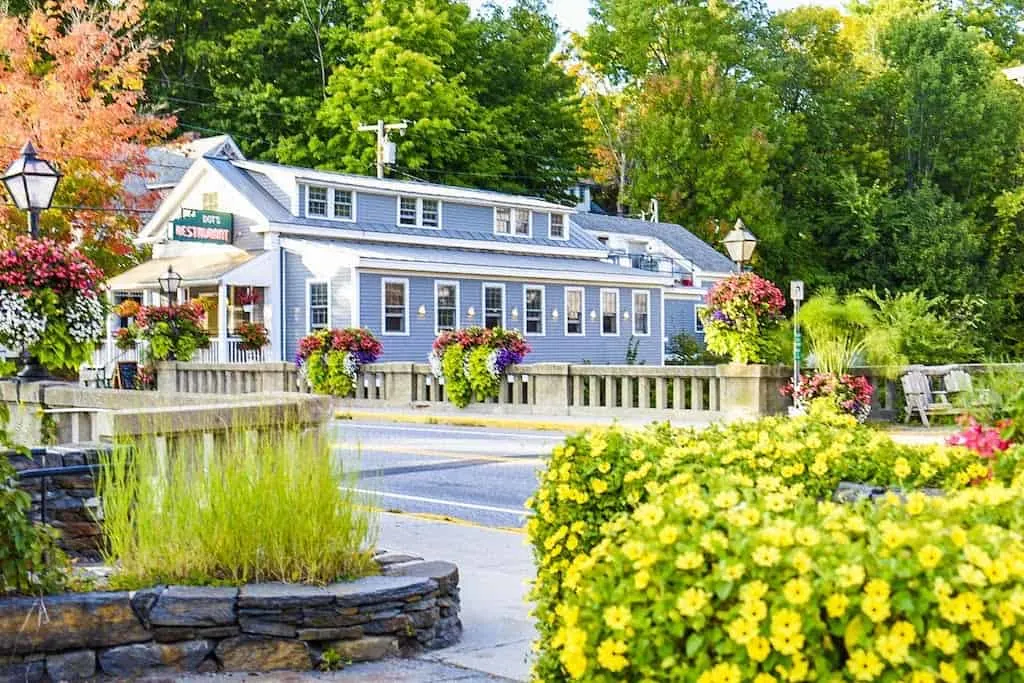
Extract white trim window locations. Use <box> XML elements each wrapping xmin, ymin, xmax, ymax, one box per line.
<box><xmin>306</xmin><ymin>280</ymin><xmax>330</xmax><ymax>332</ymax></box>
<box><xmin>601</xmin><ymin>288</ymin><xmax>619</xmax><ymax>336</ymax></box>
<box><xmin>483</xmin><ymin>283</ymin><xmax>505</xmax><ymax>329</ymax></box>
<box><xmin>202</xmin><ymin>192</ymin><xmax>219</xmax><ymax>211</ymax></box>
<box><xmin>565</xmin><ymin>286</ymin><xmax>584</xmax><ymax>336</ymax></box>
<box><xmin>398</xmin><ymin>196</ymin><xmax>441</xmax><ymax>229</ymax></box>
<box><xmin>382</xmin><ymin>279</ymin><xmax>409</xmax><ymax>335</ymax></box>
<box><xmin>632</xmin><ymin>290</ymin><xmax>651</xmax><ymax>336</ymax></box>
<box><xmin>549</xmin><ymin>213</ymin><xmax>568</xmax><ymax>240</ymax></box>
<box><xmin>494</xmin><ymin>207</ymin><xmax>531</xmax><ymax>237</ymax></box>
<box><xmin>435</xmin><ymin>281</ymin><xmax>459</xmax><ymax>334</ymax></box>
<box><xmin>305</xmin><ymin>184</ymin><xmax>355</xmax><ymax>221</ymax></box>
<box><xmin>695</xmin><ymin>304</ymin><xmax>707</xmax><ymax>333</ymax></box>
<box><xmin>524</xmin><ymin>285</ymin><xmax>545</xmax><ymax>335</ymax></box>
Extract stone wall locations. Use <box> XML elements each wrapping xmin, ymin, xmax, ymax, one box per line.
<box><xmin>0</xmin><ymin>553</ymin><xmax>460</xmax><ymax>682</ymax></box>
<box><xmin>6</xmin><ymin>446</ymin><xmax>107</xmax><ymax>560</ymax></box>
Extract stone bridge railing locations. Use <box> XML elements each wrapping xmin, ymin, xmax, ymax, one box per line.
<box><xmin>1</xmin><ymin>379</ymin><xmax>331</xmax><ymax>448</ymax></box>
<box><xmin>155</xmin><ymin>361</ymin><xmax>791</xmax><ymax>420</ymax></box>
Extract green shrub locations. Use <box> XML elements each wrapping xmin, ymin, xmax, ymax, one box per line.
<box><xmin>527</xmin><ymin>408</ymin><xmax>985</xmax><ymax>681</ymax></box>
<box><xmin>99</xmin><ymin>425</ymin><xmax>378</xmax><ymax>587</ymax></box>
<box><xmin>0</xmin><ymin>454</ymin><xmax>69</xmax><ymax>596</ymax></box>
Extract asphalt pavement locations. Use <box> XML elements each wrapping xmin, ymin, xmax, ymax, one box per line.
<box><xmin>331</xmin><ymin>421</ymin><xmax>568</xmax><ymax>529</ymax></box>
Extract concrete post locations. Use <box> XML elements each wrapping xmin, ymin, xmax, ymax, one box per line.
<box><xmin>381</xmin><ymin>363</ymin><xmax>416</xmax><ymax>406</ymax></box>
<box><xmin>716</xmin><ymin>364</ymin><xmax>791</xmax><ymax>418</ymax></box>
<box><xmin>528</xmin><ymin>363</ymin><xmax>571</xmax><ymax>414</ymax></box>
<box><xmin>155</xmin><ymin>362</ymin><xmax>179</xmax><ymax>393</ymax></box>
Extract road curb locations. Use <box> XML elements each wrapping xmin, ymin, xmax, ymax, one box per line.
<box><xmin>335</xmin><ymin>409</ymin><xmax>608</xmax><ymax>433</ymax></box>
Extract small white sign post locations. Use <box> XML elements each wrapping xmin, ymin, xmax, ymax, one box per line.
<box><xmin>790</xmin><ymin>281</ymin><xmax>805</xmax><ymax>408</ymax></box>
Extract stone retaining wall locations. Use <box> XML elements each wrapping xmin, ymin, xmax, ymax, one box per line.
<box><xmin>6</xmin><ymin>446</ymin><xmax>107</xmax><ymax>560</ymax></box>
<box><xmin>0</xmin><ymin>553</ymin><xmax>461</xmax><ymax>682</ymax></box>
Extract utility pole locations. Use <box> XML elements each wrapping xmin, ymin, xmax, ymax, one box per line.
<box><xmin>357</xmin><ymin>120</ymin><xmax>408</xmax><ymax>179</ymax></box>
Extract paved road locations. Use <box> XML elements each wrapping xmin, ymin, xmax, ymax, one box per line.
<box><xmin>331</xmin><ymin>421</ymin><xmax>567</xmax><ymax>528</ymax></box>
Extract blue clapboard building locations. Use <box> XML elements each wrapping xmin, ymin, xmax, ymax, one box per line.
<box><xmin>105</xmin><ymin>138</ymin><xmax>731</xmax><ymax>367</ymax></box>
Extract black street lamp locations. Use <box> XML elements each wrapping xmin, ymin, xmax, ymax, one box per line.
<box><xmin>158</xmin><ymin>265</ymin><xmax>182</xmax><ymax>304</ymax></box>
<box><xmin>2</xmin><ymin>142</ymin><xmax>62</xmax><ymax>380</ymax></box>
<box><xmin>2</xmin><ymin>141</ymin><xmax>62</xmax><ymax>239</ymax></box>
<box><xmin>722</xmin><ymin>218</ymin><xmax>758</xmax><ymax>272</ymax></box>
<box><xmin>157</xmin><ymin>265</ymin><xmax>182</xmax><ymax>361</ymax></box>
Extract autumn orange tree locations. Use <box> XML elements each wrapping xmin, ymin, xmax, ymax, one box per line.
<box><xmin>0</xmin><ymin>0</ymin><xmax>174</xmax><ymax>275</ymax></box>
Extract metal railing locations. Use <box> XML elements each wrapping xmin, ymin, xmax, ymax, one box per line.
<box><xmin>606</xmin><ymin>250</ymin><xmax>694</xmax><ymax>284</ymax></box>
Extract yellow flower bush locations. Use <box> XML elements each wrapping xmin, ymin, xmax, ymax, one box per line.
<box><xmin>528</xmin><ymin>408</ymin><xmax>987</xmax><ymax>682</ymax></box>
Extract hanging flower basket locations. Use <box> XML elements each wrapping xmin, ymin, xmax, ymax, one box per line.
<box><xmin>0</xmin><ymin>237</ymin><xmax>107</xmax><ymax>372</ymax></box>
<box><xmin>700</xmin><ymin>273</ymin><xmax>785</xmax><ymax>364</ymax></box>
<box><xmin>429</xmin><ymin>327</ymin><xmax>530</xmax><ymax>408</ymax></box>
<box><xmin>296</xmin><ymin>328</ymin><xmax>382</xmax><ymax>396</ymax></box>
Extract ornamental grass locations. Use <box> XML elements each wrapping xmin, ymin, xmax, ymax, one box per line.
<box><xmin>527</xmin><ymin>405</ymin><xmax>1016</xmax><ymax>682</ymax></box>
<box><xmin>98</xmin><ymin>425</ymin><xmax>377</xmax><ymax>588</ymax></box>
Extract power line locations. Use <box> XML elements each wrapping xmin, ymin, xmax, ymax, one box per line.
<box><xmin>0</xmin><ymin>143</ymin><xmax>193</xmax><ymax>172</ymax></box>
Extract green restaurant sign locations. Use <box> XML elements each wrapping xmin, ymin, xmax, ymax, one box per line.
<box><xmin>170</xmin><ymin>209</ymin><xmax>234</xmax><ymax>244</ymax></box>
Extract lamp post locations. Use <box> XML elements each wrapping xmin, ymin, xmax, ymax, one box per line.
<box><xmin>721</xmin><ymin>218</ymin><xmax>758</xmax><ymax>273</ymax></box>
<box><xmin>2</xmin><ymin>141</ymin><xmax>62</xmax><ymax>240</ymax></box>
<box><xmin>2</xmin><ymin>141</ymin><xmax>62</xmax><ymax>380</ymax></box>
<box><xmin>158</xmin><ymin>265</ymin><xmax>182</xmax><ymax>361</ymax></box>
<box><xmin>157</xmin><ymin>265</ymin><xmax>182</xmax><ymax>305</ymax></box>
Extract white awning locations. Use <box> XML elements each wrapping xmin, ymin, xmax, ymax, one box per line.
<box><xmin>107</xmin><ymin>249</ymin><xmax>270</xmax><ymax>290</ymax></box>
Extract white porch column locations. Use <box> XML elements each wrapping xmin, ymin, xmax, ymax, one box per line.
<box><xmin>217</xmin><ymin>283</ymin><xmax>229</xmax><ymax>362</ymax></box>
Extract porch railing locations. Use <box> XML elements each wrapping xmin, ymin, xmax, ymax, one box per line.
<box><xmin>86</xmin><ymin>337</ymin><xmax>266</xmax><ymax>378</ymax></box>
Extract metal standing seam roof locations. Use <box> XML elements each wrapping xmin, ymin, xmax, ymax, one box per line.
<box><xmin>285</xmin><ymin>238</ymin><xmax>672</xmax><ymax>283</ymax></box>
<box><xmin>213</xmin><ymin>161</ymin><xmax>610</xmax><ymax>251</ymax></box>
<box><xmin>569</xmin><ymin>213</ymin><xmax>736</xmax><ymax>274</ymax></box>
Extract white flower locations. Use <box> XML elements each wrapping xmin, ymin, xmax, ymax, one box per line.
<box><xmin>343</xmin><ymin>351</ymin><xmax>358</xmax><ymax>379</ymax></box>
<box><xmin>0</xmin><ymin>289</ymin><xmax>47</xmax><ymax>348</ymax></box>
<box><xmin>485</xmin><ymin>348</ymin><xmax>501</xmax><ymax>378</ymax></box>
<box><xmin>428</xmin><ymin>350</ymin><xmax>444</xmax><ymax>379</ymax></box>
<box><xmin>63</xmin><ymin>293</ymin><xmax>106</xmax><ymax>343</ymax></box>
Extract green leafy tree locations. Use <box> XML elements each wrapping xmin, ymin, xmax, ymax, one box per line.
<box><xmin>142</xmin><ymin>0</ymin><xmax>365</xmax><ymax>159</ymax></box>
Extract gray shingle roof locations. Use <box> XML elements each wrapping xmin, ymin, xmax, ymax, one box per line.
<box><xmin>570</xmin><ymin>213</ymin><xmax>736</xmax><ymax>274</ymax></box>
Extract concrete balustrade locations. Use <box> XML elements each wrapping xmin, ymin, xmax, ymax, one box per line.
<box><xmin>151</xmin><ymin>361</ymin><xmax>797</xmax><ymax>419</ymax></box>
<box><xmin>0</xmin><ymin>380</ymin><xmax>330</xmax><ymax>447</ymax></box>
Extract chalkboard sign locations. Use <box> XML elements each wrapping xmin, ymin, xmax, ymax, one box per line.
<box><xmin>116</xmin><ymin>361</ymin><xmax>138</xmax><ymax>390</ymax></box>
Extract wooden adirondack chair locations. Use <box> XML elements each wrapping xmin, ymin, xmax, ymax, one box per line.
<box><xmin>902</xmin><ymin>370</ymin><xmax>957</xmax><ymax>427</ymax></box>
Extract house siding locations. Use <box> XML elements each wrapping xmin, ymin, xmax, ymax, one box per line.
<box><xmin>357</xmin><ymin>273</ymin><xmax>662</xmax><ymax>365</ymax></box>
<box><xmin>282</xmin><ymin>249</ymin><xmax>355</xmax><ymax>361</ymax></box>
<box><xmin>665</xmin><ymin>297</ymin><xmax>705</xmax><ymax>343</ymax></box>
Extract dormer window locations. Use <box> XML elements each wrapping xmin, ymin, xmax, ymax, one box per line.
<box><xmin>305</xmin><ymin>184</ymin><xmax>355</xmax><ymax>221</ymax></box>
<box><xmin>398</xmin><ymin>196</ymin><xmax>441</xmax><ymax>228</ymax></box>
<box><xmin>549</xmin><ymin>213</ymin><xmax>567</xmax><ymax>240</ymax></box>
<box><xmin>495</xmin><ymin>207</ymin><xmax>531</xmax><ymax>237</ymax></box>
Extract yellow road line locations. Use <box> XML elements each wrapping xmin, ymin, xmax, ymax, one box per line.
<box><xmin>331</xmin><ymin>442</ymin><xmax>544</xmax><ymax>463</ymax></box>
<box><xmin>379</xmin><ymin>509</ymin><xmax>526</xmax><ymax>535</ymax></box>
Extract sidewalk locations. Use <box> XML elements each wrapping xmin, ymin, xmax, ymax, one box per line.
<box><xmin>173</xmin><ymin>512</ymin><xmax>533</xmax><ymax>683</ymax></box>
<box><xmin>339</xmin><ymin>406</ymin><xmax>955</xmax><ymax>444</ymax></box>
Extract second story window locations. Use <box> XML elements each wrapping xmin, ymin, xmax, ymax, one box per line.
<box><xmin>398</xmin><ymin>197</ymin><xmax>441</xmax><ymax>228</ymax></box>
<box><xmin>202</xmin><ymin>192</ymin><xmax>219</xmax><ymax>211</ymax></box>
<box><xmin>549</xmin><ymin>214</ymin><xmax>567</xmax><ymax>239</ymax></box>
<box><xmin>307</xmin><ymin>186</ymin><xmax>328</xmax><ymax>217</ymax></box>
<box><xmin>495</xmin><ymin>207</ymin><xmax>531</xmax><ymax>237</ymax></box>
<box><xmin>306</xmin><ymin>185</ymin><xmax>354</xmax><ymax>221</ymax></box>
